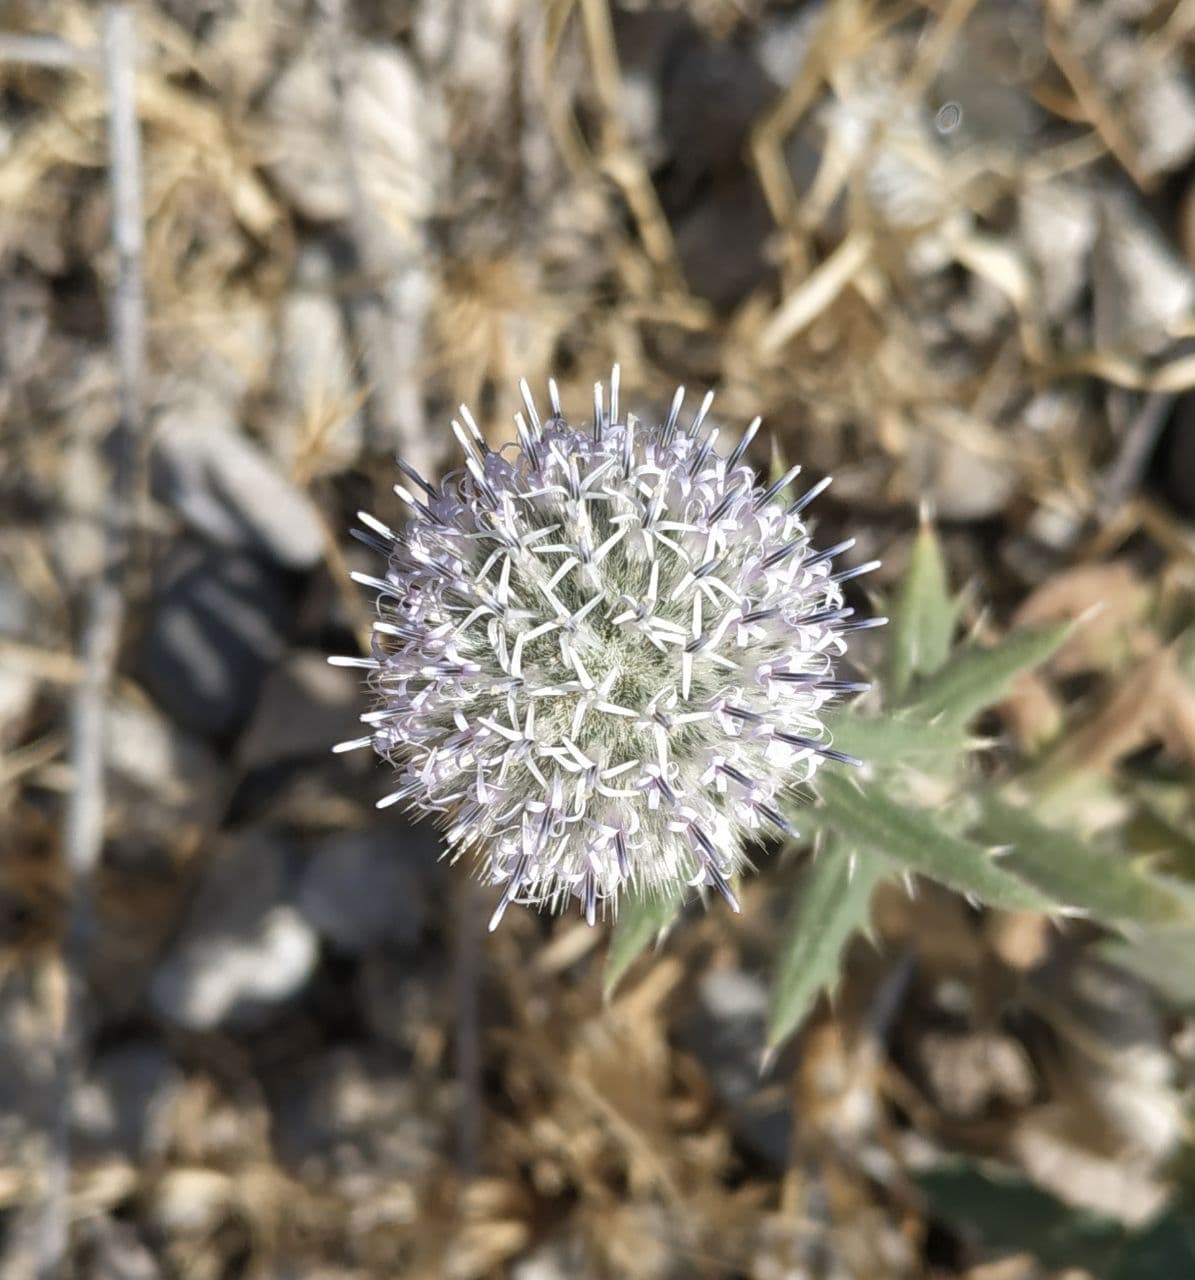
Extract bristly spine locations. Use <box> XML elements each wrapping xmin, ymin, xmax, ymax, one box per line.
<box><xmin>332</xmin><ymin>371</ymin><xmax>883</xmax><ymax>929</ymax></box>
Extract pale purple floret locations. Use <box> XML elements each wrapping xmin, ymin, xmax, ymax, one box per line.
<box><xmin>332</xmin><ymin>371</ymin><xmax>881</xmax><ymax>929</ymax></box>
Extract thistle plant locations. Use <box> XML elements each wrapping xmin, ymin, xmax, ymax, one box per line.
<box><xmin>329</xmin><ymin>373</ymin><xmax>1195</xmax><ymax>1057</ymax></box>
<box><xmin>603</xmin><ymin>518</ymin><xmax>1195</xmax><ymax>1053</ymax></box>
<box><xmin>332</xmin><ymin>370</ymin><xmax>882</xmax><ymax>929</ymax></box>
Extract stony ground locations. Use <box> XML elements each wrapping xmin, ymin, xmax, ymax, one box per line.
<box><xmin>2</xmin><ymin>1</ymin><xmax>1195</xmax><ymax>1277</ymax></box>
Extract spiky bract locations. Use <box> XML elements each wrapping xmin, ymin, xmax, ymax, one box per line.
<box><xmin>334</xmin><ymin>372</ymin><xmax>878</xmax><ymax>928</ymax></box>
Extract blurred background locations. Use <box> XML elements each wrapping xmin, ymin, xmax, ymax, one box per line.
<box><xmin>3</xmin><ymin>0</ymin><xmax>1195</xmax><ymax>1276</ymax></box>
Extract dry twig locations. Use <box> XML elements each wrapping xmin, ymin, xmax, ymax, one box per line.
<box><xmin>0</xmin><ymin>32</ymin><xmax>97</xmax><ymax>68</ymax></box>
<box><xmin>36</xmin><ymin>7</ymin><xmax>145</xmax><ymax>1275</ymax></box>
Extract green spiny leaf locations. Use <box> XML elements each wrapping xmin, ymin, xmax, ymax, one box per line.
<box><xmin>915</xmin><ymin>1160</ymin><xmax>1127</xmax><ymax>1273</ymax></box>
<box><xmin>767</xmin><ymin>838</ymin><xmax>885</xmax><ymax>1052</ymax></box>
<box><xmin>1099</xmin><ymin>925</ymin><xmax>1195</xmax><ymax>1007</ymax></box>
<box><xmin>816</xmin><ymin>772</ymin><xmax>1050</xmax><ymax>911</ymax></box>
<box><xmin>919</xmin><ymin>1160</ymin><xmax>1195</xmax><ymax>1278</ymax></box>
<box><xmin>910</xmin><ymin>621</ymin><xmax>1071</xmax><ymax>728</ymax></box>
<box><xmin>823</xmin><ymin>708</ymin><xmax>968</xmax><ymax>771</ymax></box>
<box><xmin>1104</xmin><ymin>1205</ymin><xmax>1195</xmax><ymax>1280</ymax></box>
<box><xmin>978</xmin><ymin>797</ymin><xmax>1195</xmax><ymax>928</ymax></box>
<box><xmin>888</xmin><ymin>517</ymin><xmax>958</xmax><ymax>702</ymax></box>
<box><xmin>604</xmin><ymin>890</ymin><xmax>682</xmax><ymax>999</ymax></box>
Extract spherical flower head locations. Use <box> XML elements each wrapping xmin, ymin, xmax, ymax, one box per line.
<box><xmin>334</xmin><ymin>371</ymin><xmax>881</xmax><ymax>929</ymax></box>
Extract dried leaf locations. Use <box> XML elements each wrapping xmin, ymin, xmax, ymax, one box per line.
<box><xmin>1012</xmin><ymin>561</ymin><xmax>1148</xmax><ymax>675</ymax></box>
<box><xmin>1000</xmin><ymin>668</ymin><xmax>1066</xmax><ymax>751</ymax></box>
<box><xmin>1037</xmin><ymin>651</ymin><xmax>1175</xmax><ymax>782</ymax></box>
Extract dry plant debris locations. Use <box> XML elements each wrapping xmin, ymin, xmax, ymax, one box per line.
<box><xmin>1</xmin><ymin>1</ymin><xmax>1195</xmax><ymax>1277</ymax></box>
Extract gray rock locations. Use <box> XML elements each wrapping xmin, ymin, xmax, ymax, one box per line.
<box><xmin>146</xmin><ymin>1168</ymin><xmax>235</xmax><ymax>1238</ymax></box>
<box><xmin>1154</xmin><ymin>395</ymin><xmax>1195</xmax><ymax>518</ymax></box>
<box><xmin>270</xmin><ymin>1047</ymin><xmax>445</xmax><ymax>1182</ymax></box>
<box><xmin>511</xmin><ymin>1238</ymin><xmax>590</xmax><ymax>1280</ymax></box>
<box><xmin>0</xmin><ymin>271</ymin><xmax>49</xmax><ymax>387</ymax></box>
<box><xmin>266</xmin><ymin>40</ymin><xmax>442</xmax><ymax>469</ymax></box>
<box><xmin>1073</xmin><ymin>3</ymin><xmax>1195</xmax><ymax>178</ymax></box>
<box><xmin>344</xmin><ymin>255</ymin><xmax>437</xmax><ymax>468</ymax></box>
<box><xmin>298</xmin><ymin>828</ymin><xmax>426</xmax><ymax>953</ymax></box>
<box><xmin>672</xmin><ymin>171</ymin><xmax>775</xmax><ymax>312</ymax></box>
<box><xmin>237</xmin><ymin>649</ymin><xmax>360</xmax><ymax>772</ymax></box>
<box><xmin>414</xmin><ymin>0</ymin><xmax>522</xmax><ymax>131</ymax></box>
<box><xmin>907</xmin><ymin>413</ymin><xmax>1020</xmax><ymax>522</ymax></box>
<box><xmin>0</xmin><ymin>966</ymin><xmax>57</xmax><ymax>1143</ymax></box>
<box><xmin>756</xmin><ymin>5</ymin><xmax>822</xmax><ymax>89</ymax></box>
<box><xmin>0</xmin><ymin>575</ymin><xmax>33</xmax><ymax>638</ymax></box>
<box><xmin>137</xmin><ymin>541</ymin><xmax>295</xmax><ymax>742</ymax></box>
<box><xmin>264</xmin><ymin>52</ymin><xmax>352</xmax><ymax>224</ymax></box>
<box><xmin>0</xmin><ymin>665</ymin><xmax>36</xmax><ymax>749</ymax></box>
<box><xmin>72</xmin><ymin>1040</ymin><xmax>180</xmax><ymax>1160</ymax></box>
<box><xmin>1123</xmin><ymin>56</ymin><xmax>1195</xmax><ymax>177</ymax></box>
<box><xmin>815</xmin><ymin>76</ymin><xmax>973</xmax><ymax>276</ymax></box>
<box><xmin>149</xmin><ymin>833</ymin><xmax>317</xmax><ymax>1030</ymax></box>
<box><xmin>930</xmin><ymin>440</ymin><xmax>1019</xmax><ymax>522</ymax></box>
<box><xmin>152</xmin><ymin>390</ymin><xmax>326</xmax><ymax>571</ymax></box>
<box><xmin>264</xmin><ymin>41</ymin><xmax>445</xmax><ymax>231</ymax></box>
<box><xmin>73</xmin><ymin>1216</ymin><xmax>161</xmax><ymax>1280</ymax></box>
<box><xmin>929</xmin><ymin>0</ymin><xmax>1047</xmax><ymax>150</ymax></box>
<box><xmin>1093</xmin><ymin>195</ymin><xmax>1195</xmax><ymax>355</ymax></box>
<box><xmin>655</xmin><ymin>20</ymin><xmax>772</xmax><ymax>193</ymax></box>
<box><xmin>104</xmin><ymin>695</ymin><xmax>226</xmax><ymax>832</ymax></box>
<box><xmin>1019</xmin><ymin>179</ymin><xmax>1099</xmax><ymax>321</ymax></box>
<box><xmin>358</xmin><ymin>946</ymin><xmax>447</xmax><ymax>1054</ymax></box>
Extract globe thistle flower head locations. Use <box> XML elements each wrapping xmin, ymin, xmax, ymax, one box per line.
<box><xmin>333</xmin><ymin>371</ymin><xmax>882</xmax><ymax>930</ymax></box>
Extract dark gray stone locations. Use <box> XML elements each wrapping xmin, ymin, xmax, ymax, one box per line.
<box><xmin>615</xmin><ymin>13</ymin><xmax>776</xmax><ymax>312</ymax></box>
<box><xmin>149</xmin><ymin>832</ymin><xmax>317</xmax><ymax>1030</ymax></box>
<box><xmin>298</xmin><ymin>828</ymin><xmax>426</xmax><ymax>953</ymax></box>
<box><xmin>0</xmin><ymin>577</ymin><xmax>33</xmax><ymax>638</ymax></box>
<box><xmin>672</xmin><ymin>171</ymin><xmax>775</xmax><ymax>312</ymax></box>
<box><xmin>237</xmin><ymin>651</ymin><xmax>360</xmax><ymax>772</ymax></box>
<box><xmin>137</xmin><ymin>541</ymin><xmax>295</xmax><ymax>742</ymax></box>
<box><xmin>270</xmin><ymin>1047</ymin><xmax>445</xmax><ymax>1182</ymax></box>
<box><xmin>358</xmin><ymin>947</ymin><xmax>447</xmax><ymax>1055</ymax></box>
<box><xmin>73</xmin><ymin>1040</ymin><xmax>180</xmax><ymax>1160</ymax></box>
<box><xmin>657</xmin><ymin>29</ymin><xmax>772</xmax><ymax>188</ymax></box>
<box><xmin>73</xmin><ymin>1216</ymin><xmax>161</xmax><ymax>1280</ymax></box>
<box><xmin>152</xmin><ymin>391</ymin><xmax>326</xmax><ymax>571</ymax></box>
<box><xmin>679</xmin><ymin>968</ymin><xmax>792</xmax><ymax>1170</ymax></box>
<box><xmin>1153</xmin><ymin>394</ymin><xmax>1195</xmax><ymax>519</ymax></box>
<box><xmin>104</xmin><ymin>696</ymin><xmax>226</xmax><ymax>832</ymax></box>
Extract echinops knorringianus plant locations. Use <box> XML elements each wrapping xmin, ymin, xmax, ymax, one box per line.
<box><xmin>331</xmin><ymin>369</ymin><xmax>883</xmax><ymax>929</ymax></box>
